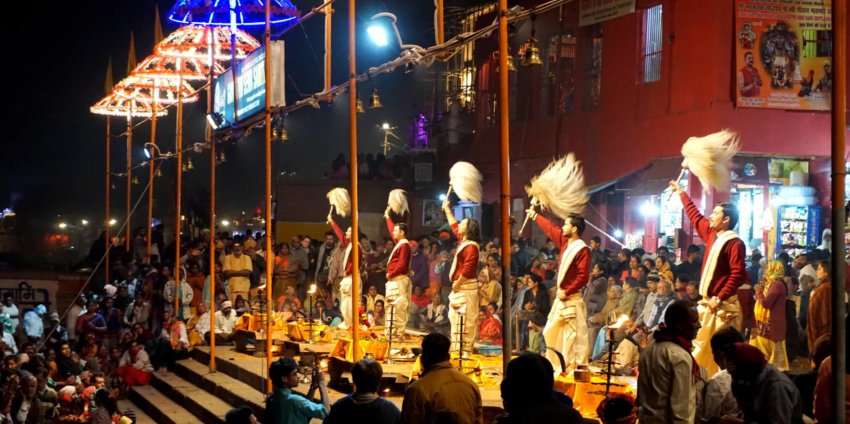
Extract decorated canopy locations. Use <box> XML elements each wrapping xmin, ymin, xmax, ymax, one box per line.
<box><xmin>112</xmin><ymin>74</ymin><xmax>200</xmax><ymax>105</ymax></box>
<box><xmin>132</xmin><ymin>54</ymin><xmax>226</xmax><ymax>81</ymax></box>
<box><xmin>90</xmin><ymin>93</ymin><xmax>168</xmax><ymax>118</ymax></box>
<box><xmin>167</xmin><ymin>0</ymin><xmax>300</xmax><ymax>27</ymax></box>
<box><xmin>155</xmin><ymin>25</ymin><xmax>261</xmax><ymax>60</ymax></box>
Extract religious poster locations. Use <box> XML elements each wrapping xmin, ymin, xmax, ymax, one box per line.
<box><xmin>734</xmin><ymin>0</ymin><xmax>832</xmax><ymax>111</ymax></box>
<box><xmin>579</xmin><ymin>0</ymin><xmax>636</xmax><ymax>27</ymax></box>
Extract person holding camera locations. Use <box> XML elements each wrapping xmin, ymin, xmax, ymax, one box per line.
<box><xmin>265</xmin><ymin>357</ymin><xmax>330</xmax><ymax>424</ymax></box>
<box><xmin>325</xmin><ymin>358</ymin><xmax>400</xmax><ymax>423</ymax></box>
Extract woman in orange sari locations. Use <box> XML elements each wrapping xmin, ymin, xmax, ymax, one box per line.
<box><xmin>478</xmin><ymin>306</ymin><xmax>502</xmax><ymax>345</ymax></box>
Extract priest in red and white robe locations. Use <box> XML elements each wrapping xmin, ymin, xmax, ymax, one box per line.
<box><xmin>528</xmin><ymin>208</ymin><xmax>591</xmax><ymax>374</ymax></box>
<box><xmin>384</xmin><ymin>209</ymin><xmax>412</xmax><ymax>337</ymax></box>
<box><xmin>442</xmin><ymin>200</ymin><xmax>482</xmax><ymax>355</ymax></box>
<box><xmin>328</xmin><ymin>213</ymin><xmax>358</xmax><ymax>329</ymax></box>
<box><xmin>670</xmin><ymin>180</ymin><xmax>747</xmax><ymax>377</ymax></box>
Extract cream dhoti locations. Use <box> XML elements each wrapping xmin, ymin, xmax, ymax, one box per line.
<box><xmin>338</xmin><ymin>275</ymin><xmax>361</xmax><ymax>330</ymax></box>
<box><xmin>384</xmin><ymin>274</ymin><xmax>412</xmax><ymax>337</ymax></box>
<box><xmin>543</xmin><ymin>292</ymin><xmax>589</xmax><ymax>374</ymax></box>
<box><xmin>448</xmin><ymin>283</ymin><xmax>479</xmax><ymax>353</ymax></box>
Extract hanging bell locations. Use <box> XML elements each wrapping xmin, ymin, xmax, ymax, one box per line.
<box><xmin>356</xmin><ymin>97</ymin><xmax>366</xmax><ymax>113</ymax></box>
<box><xmin>507</xmin><ymin>51</ymin><xmax>517</xmax><ymax>72</ymax></box>
<box><xmin>369</xmin><ymin>88</ymin><xmax>383</xmax><ymax>109</ymax></box>
<box><xmin>182</xmin><ymin>163</ymin><xmax>189</xmax><ymax>172</ymax></box>
<box><xmin>521</xmin><ymin>39</ymin><xmax>543</xmax><ymax>67</ymax></box>
<box><xmin>274</xmin><ymin>127</ymin><xmax>289</xmax><ymax>142</ymax></box>
<box><xmin>187</xmin><ymin>159</ymin><xmax>194</xmax><ymax>170</ymax></box>
<box><xmin>131</xmin><ymin>176</ymin><xmax>140</xmax><ymax>185</ymax></box>
<box><xmin>219</xmin><ymin>152</ymin><xmax>227</xmax><ymax>163</ymax></box>
<box><xmin>156</xmin><ymin>169</ymin><xmax>163</xmax><ymax>177</ymax></box>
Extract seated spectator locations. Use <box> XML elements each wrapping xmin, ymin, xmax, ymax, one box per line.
<box><xmin>115</xmin><ymin>341</ymin><xmax>153</xmax><ymax>386</ymax></box>
<box><xmin>325</xmin><ymin>358</ymin><xmax>400</xmax><ymax>424</ymax></box>
<box><xmin>365</xmin><ymin>285</ymin><xmax>385</xmax><ymax>314</ymax></box>
<box><xmin>206</xmin><ymin>301</ymin><xmax>238</xmax><ymax>345</ymax></box>
<box><xmin>367</xmin><ymin>300</ymin><xmax>385</xmax><ymax>327</ymax></box>
<box><xmin>495</xmin><ymin>352</ymin><xmax>583</xmax><ymax>424</ymax></box>
<box><xmin>723</xmin><ymin>342</ymin><xmax>803</xmax><ymax>423</ymax></box>
<box><xmin>150</xmin><ymin>310</ymin><xmax>190</xmax><ymax>371</ymax></box>
<box><xmin>700</xmin><ymin>327</ymin><xmax>743</xmax><ymax>423</ymax></box>
<box><xmin>401</xmin><ymin>333</ymin><xmax>482</xmax><ymax>424</ymax></box>
<box><xmin>90</xmin><ymin>388</ymin><xmax>118</xmax><ymax>424</ymax></box>
<box><xmin>419</xmin><ymin>293</ymin><xmax>449</xmax><ymax>337</ymax></box>
<box><xmin>478</xmin><ymin>269</ymin><xmax>503</xmax><ymax>308</ymax></box>
<box><xmin>224</xmin><ymin>405</ymin><xmax>259</xmax><ymax>424</ymax></box>
<box><xmin>596</xmin><ymin>393</ymin><xmax>637</xmax><ymax>424</ymax></box>
<box><xmin>522</xmin><ymin>274</ymin><xmax>550</xmax><ymax>354</ymax></box>
<box><xmin>478</xmin><ymin>306</ymin><xmax>502</xmax><ymax>346</ymax></box>
<box><xmin>186</xmin><ymin>303</ymin><xmax>210</xmax><ymax>347</ymax></box>
<box><xmin>10</xmin><ymin>372</ymin><xmax>43</xmax><ymax>424</ymax></box>
<box><xmin>54</xmin><ymin>343</ymin><xmax>82</xmax><ymax>382</ymax></box>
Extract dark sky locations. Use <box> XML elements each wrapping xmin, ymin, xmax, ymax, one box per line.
<box><xmin>3</xmin><ymin>0</ymin><xmax>480</xmax><ymax>227</ymax></box>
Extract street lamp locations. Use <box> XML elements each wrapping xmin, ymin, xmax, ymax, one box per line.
<box><xmin>367</xmin><ymin>13</ymin><xmax>424</xmax><ymax>52</ymax></box>
<box><xmin>81</xmin><ymin>219</ymin><xmax>89</xmax><ymax>226</ymax></box>
<box><xmin>58</xmin><ymin>222</ymin><xmax>68</xmax><ymax>230</ymax></box>
<box><xmin>108</xmin><ymin>219</ymin><xmax>117</xmax><ymax>226</ymax></box>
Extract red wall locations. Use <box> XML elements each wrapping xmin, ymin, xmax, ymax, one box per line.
<box><xmin>456</xmin><ymin>0</ymin><xmax>849</xmax><ymax>202</ymax></box>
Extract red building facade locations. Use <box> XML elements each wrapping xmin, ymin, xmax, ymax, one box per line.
<box><xmin>443</xmin><ymin>0</ymin><xmax>848</xmax><ymax>256</ymax></box>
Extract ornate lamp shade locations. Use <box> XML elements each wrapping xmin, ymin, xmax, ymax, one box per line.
<box><xmin>168</xmin><ymin>0</ymin><xmax>300</xmax><ymax>27</ymax></box>
<box><xmin>113</xmin><ymin>74</ymin><xmax>200</xmax><ymax>105</ymax></box>
<box><xmin>156</xmin><ymin>25</ymin><xmax>261</xmax><ymax>61</ymax></box>
<box><xmin>133</xmin><ymin>53</ymin><xmax>226</xmax><ymax>81</ymax></box>
<box><xmin>90</xmin><ymin>93</ymin><xmax>168</xmax><ymax>118</ymax></box>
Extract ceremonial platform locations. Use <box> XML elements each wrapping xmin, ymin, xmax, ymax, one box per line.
<box><xmin>122</xmin><ymin>327</ymin><xmax>636</xmax><ymax>423</ymax></box>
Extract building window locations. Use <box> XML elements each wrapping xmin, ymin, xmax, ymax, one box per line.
<box><xmin>641</xmin><ymin>4</ymin><xmax>663</xmax><ymax>83</ymax></box>
<box><xmin>582</xmin><ymin>25</ymin><xmax>603</xmax><ymax>109</ymax></box>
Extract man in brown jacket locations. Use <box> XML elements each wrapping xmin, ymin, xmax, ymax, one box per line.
<box><xmin>402</xmin><ymin>333</ymin><xmax>483</xmax><ymax>424</ymax></box>
<box><xmin>807</xmin><ymin>260</ymin><xmax>832</xmax><ymax>353</ymax></box>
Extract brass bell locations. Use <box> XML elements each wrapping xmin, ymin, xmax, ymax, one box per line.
<box><xmin>507</xmin><ymin>51</ymin><xmax>517</xmax><ymax>72</ymax></box>
<box><xmin>521</xmin><ymin>40</ymin><xmax>543</xmax><ymax>67</ymax></box>
<box><xmin>369</xmin><ymin>88</ymin><xmax>383</xmax><ymax>109</ymax></box>
<box><xmin>274</xmin><ymin>127</ymin><xmax>289</xmax><ymax>142</ymax></box>
<box><xmin>131</xmin><ymin>176</ymin><xmax>140</xmax><ymax>185</ymax></box>
<box><xmin>186</xmin><ymin>159</ymin><xmax>194</xmax><ymax>170</ymax></box>
<box><xmin>182</xmin><ymin>163</ymin><xmax>189</xmax><ymax>172</ymax></box>
<box><xmin>356</xmin><ymin>97</ymin><xmax>366</xmax><ymax>113</ymax></box>
<box><xmin>156</xmin><ymin>168</ymin><xmax>163</xmax><ymax>177</ymax></box>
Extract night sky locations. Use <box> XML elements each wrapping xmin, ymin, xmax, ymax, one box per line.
<box><xmin>3</xmin><ymin>0</ymin><xmax>480</xmax><ymax>229</ymax></box>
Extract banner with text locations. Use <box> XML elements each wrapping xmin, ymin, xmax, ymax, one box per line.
<box><xmin>735</xmin><ymin>0</ymin><xmax>832</xmax><ymax>111</ymax></box>
<box><xmin>579</xmin><ymin>0</ymin><xmax>636</xmax><ymax>27</ymax></box>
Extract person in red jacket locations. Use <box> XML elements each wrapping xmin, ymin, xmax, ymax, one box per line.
<box><xmin>527</xmin><ymin>208</ymin><xmax>591</xmax><ymax>374</ymax></box>
<box><xmin>384</xmin><ymin>207</ymin><xmax>412</xmax><ymax>339</ymax></box>
<box><xmin>442</xmin><ymin>200</ymin><xmax>482</xmax><ymax>355</ymax></box>
<box><xmin>670</xmin><ymin>180</ymin><xmax>747</xmax><ymax>377</ymax></box>
<box><xmin>327</xmin><ymin>213</ymin><xmax>358</xmax><ymax>329</ymax></box>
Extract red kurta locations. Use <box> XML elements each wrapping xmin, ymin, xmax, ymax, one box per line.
<box><xmin>681</xmin><ymin>192</ymin><xmax>748</xmax><ymax>300</ymax></box>
<box><xmin>386</xmin><ymin>217</ymin><xmax>411</xmax><ymax>279</ymax></box>
<box><xmin>450</xmin><ymin>223</ymin><xmax>479</xmax><ymax>281</ymax></box>
<box><xmin>330</xmin><ymin>221</ymin><xmax>354</xmax><ymax>276</ymax></box>
<box><xmin>534</xmin><ymin>215</ymin><xmax>590</xmax><ymax>297</ymax></box>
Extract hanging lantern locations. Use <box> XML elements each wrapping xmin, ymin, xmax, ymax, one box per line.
<box><xmin>369</xmin><ymin>88</ymin><xmax>383</xmax><ymax>109</ymax></box>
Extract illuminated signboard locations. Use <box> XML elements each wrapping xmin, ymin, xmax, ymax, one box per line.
<box><xmin>213</xmin><ymin>40</ymin><xmax>286</xmax><ymax>125</ymax></box>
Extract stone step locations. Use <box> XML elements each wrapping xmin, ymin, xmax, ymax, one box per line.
<box><xmin>116</xmin><ymin>399</ymin><xmax>156</xmax><ymax>424</ymax></box>
<box><xmin>150</xmin><ymin>370</ymin><xmax>235</xmax><ymax>424</ymax></box>
<box><xmin>173</xmin><ymin>357</ymin><xmax>268</xmax><ymax>420</ymax></box>
<box><xmin>129</xmin><ymin>385</ymin><xmax>203</xmax><ymax>424</ymax></box>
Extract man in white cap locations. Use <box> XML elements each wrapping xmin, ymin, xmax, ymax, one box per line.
<box><xmin>206</xmin><ymin>300</ymin><xmax>238</xmax><ymax>345</ymax></box>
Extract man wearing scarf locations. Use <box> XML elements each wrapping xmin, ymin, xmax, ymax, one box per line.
<box><xmin>670</xmin><ymin>181</ymin><xmax>747</xmax><ymax>377</ymax></box>
<box><xmin>442</xmin><ymin>200</ymin><xmax>481</xmax><ymax>355</ymax></box>
<box><xmin>637</xmin><ymin>300</ymin><xmax>701</xmax><ymax>423</ymax></box>
<box><xmin>328</xmin><ymin>214</ymin><xmax>358</xmax><ymax>329</ymax></box>
<box><xmin>527</xmin><ymin>209</ymin><xmax>591</xmax><ymax>374</ymax></box>
<box><xmin>724</xmin><ymin>342</ymin><xmax>803</xmax><ymax>423</ymax></box>
<box><xmin>384</xmin><ymin>209</ymin><xmax>412</xmax><ymax>338</ymax></box>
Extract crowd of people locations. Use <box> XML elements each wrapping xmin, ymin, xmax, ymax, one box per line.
<box><xmin>1</xmin><ymin>177</ymin><xmax>846</xmax><ymax>423</ymax></box>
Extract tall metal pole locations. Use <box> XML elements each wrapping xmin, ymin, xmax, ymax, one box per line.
<box><xmin>349</xmin><ymin>0</ymin><xmax>362</xmax><ymax>362</ymax></box>
<box><xmin>264</xmin><ymin>0</ymin><xmax>275</xmax><ymax>394</ymax></box>
<box><xmin>230</xmin><ymin>0</ymin><xmax>240</xmax><ymax>123</ymax></box>
<box><xmin>324</xmin><ymin>3</ymin><xmax>333</xmax><ymax>92</ymax></box>
<box><xmin>105</xmin><ymin>117</ymin><xmax>111</xmax><ymax>285</ymax></box>
<box><xmin>175</xmin><ymin>60</ymin><xmax>185</xmax><ymax>316</ymax></box>
<box><xmin>436</xmin><ymin>0</ymin><xmax>445</xmax><ymax>46</ymax></box>
<box><xmin>147</xmin><ymin>85</ymin><xmax>158</xmax><ymax>264</ymax></box>
<box><xmin>126</xmin><ymin>114</ymin><xmax>133</xmax><ymax>252</ymax></box>
<box><xmin>829</xmin><ymin>0</ymin><xmax>846</xmax><ymax>421</ymax></box>
<box><xmin>497</xmin><ymin>0</ymin><xmax>512</xmax><ymax>372</ymax></box>
<box><xmin>208</xmin><ymin>28</ymin><xmax>218</xmax><ymax>373</ymax></box>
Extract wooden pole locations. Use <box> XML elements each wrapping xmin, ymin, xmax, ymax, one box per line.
<box><xmin>829</xmin><ymin>0</ymin><xmax>846</xmax><ymax>421</ymax></box>
<box><xmin>497</xmin><ymin>0</ymin><xmax>512</xmax><ymax>372</ymax></box>
<box><xmin>105</xmin><ymin>117</ymin><xmax>111</xmax><ymax>285</ymax></box>
<box><xmin>126</xmin><ymin>114</ymin><xmax>133</xmax><ymax>252</ymax></box>
<box><xmin>147</xmin><ymin>86</ymin><xmax>158</xmax><ymax>264</ymax></box>
<box><xmin>349</xmin><ymin>0</ymin><xmax>361</xmax><ymax>362</ymax></box>
<box><xmin>208</xmin><ymin>27</ymin><xmax>218</xmax><ymax>373</ymax></box>
<box><xmin>264</xmin><ymin>0</ymin><xmax>275</xmax><ymax>394</ymax></box>
<box><xmin>175</xmin><ymin>60</ymin><xmax>185</xmax><ymax>316</ymax></box>
<box><xmin>324</xmin><ymin>3</ymin><xmax>333</xmax><ymax>92</ymax></box>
